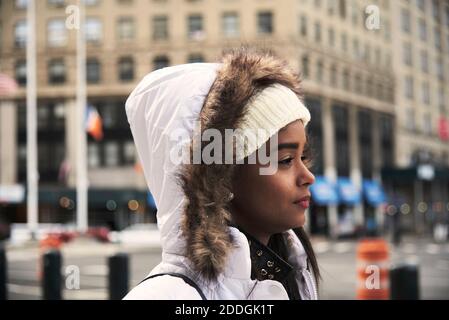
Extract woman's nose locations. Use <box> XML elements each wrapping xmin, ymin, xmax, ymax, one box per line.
<box><xmin>297</xmin><ymin>166</ymin><xmax>315</xmax><ymax>187</ymax></box>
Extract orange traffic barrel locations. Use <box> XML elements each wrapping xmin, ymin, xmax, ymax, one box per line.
<box><xmin>356</xmin><ymin>238</ymin><xmax>390</xmax><ymax>300</ymax></box>
<box><xmin>37</xmin><ymin>235</ymin><xmax>62</xmax><ymax>280</ymax></box>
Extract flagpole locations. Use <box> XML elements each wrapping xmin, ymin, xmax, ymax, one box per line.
<box><xmin>26</xmin><ymin>0</ymin><xmax>38</xmax><ymax>239</ymax></box>
<box><xmin>76</xmin><ymin>0</ymin><xmax>88</xmax><ymax>233</ymax></box>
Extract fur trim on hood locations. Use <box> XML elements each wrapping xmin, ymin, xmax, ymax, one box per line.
<box><xmin>178</xmin><ymin>47</ymin><xmax>304</xmax><ymax>282</ymax></box>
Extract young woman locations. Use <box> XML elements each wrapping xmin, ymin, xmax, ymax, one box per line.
<box><xmin>123</xmin><ymin>47</ymin><xmax>320</xmax><ymax>300</ymax></box>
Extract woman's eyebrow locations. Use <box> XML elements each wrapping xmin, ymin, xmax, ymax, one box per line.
<box><xmin>277</xmin><ymin>143</ymin><xmax>299</xmax><ymax>151</ymax></box>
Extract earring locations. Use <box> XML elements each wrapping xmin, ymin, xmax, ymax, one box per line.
<box><xmin>228</xmin><ymin>192</ymin><xmax>234</xmax><ymax>201</ymax></box>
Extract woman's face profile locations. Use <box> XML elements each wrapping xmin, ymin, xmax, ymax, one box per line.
<box><xmin>231</xmin><ymin>119</ymin><xmax>315</xmax><ymax>243</ymax></box>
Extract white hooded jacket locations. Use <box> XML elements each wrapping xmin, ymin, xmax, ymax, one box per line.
<box><xmin>123</xmin><ymin>57</ymin><xmax>318</xmax><ymax>300</ymax></box>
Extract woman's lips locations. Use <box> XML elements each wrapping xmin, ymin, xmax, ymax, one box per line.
<box><xmin>294</xmin><ymin>196</ymin><xmax>311</xmax><ymax>209</ymax></box>
<box><xmin>297</xmin><ymin>200</ymin><xmax>309</xmax><ymax>209</ymax></box>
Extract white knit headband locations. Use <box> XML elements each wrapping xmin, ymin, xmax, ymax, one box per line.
<box><xmin>234</xmin><ymin>83</ymin><xmax>311</xmax><ymax>161</ymax></box>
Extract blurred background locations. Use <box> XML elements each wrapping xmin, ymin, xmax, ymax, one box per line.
<box><xmin>0</xmin><ymin>0</ymin><xmax>448</xmax><ymax>300</ymax></box>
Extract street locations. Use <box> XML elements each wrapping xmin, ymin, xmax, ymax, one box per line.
<box><xmin>4</xmin><ymin>236</ymin><xmax>449</xmax><ymax>300</ymax></box>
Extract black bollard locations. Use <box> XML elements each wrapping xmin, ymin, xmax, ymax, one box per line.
<box><xmin>390</xmin><ymin>263</ymin><xmax>420</xmax><ymax>300</ymax></box>
<box><xmin>42</xmin><ymin>250</ymin><xmax>63</xmax><ymax>300</ymax></box>
<box><xmin>108</xmin><ymin>253</ymin><xmax>129</xmax><ymax>300</ymax></box>
<box><xmin>0</xmin><ymin>245</ymin><xmax>7</xmax><ymax>300</ymax></box>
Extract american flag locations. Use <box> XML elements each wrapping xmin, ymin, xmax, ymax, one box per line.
<box><xmin>0</xmin><ymin>73</ymin><xmax>19</xmax><ymax>97</ymax></box>
<box><xmin>85</xmin><ymin>104</ymin><xmax>103</xmax><ymax>141</ymax></box>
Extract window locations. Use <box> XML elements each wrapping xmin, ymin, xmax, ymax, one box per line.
<box><xmin>117</xmin><ymin>17</ymin><xmax>135</xmax><ymax>41</ymax></box>
<box><xmin>354</xmin><ymin>73</ymin><xmax>362</xmax><ymax>94</ymax></box>
<box><xmin>358</xmin><ymin>110</ymin><xmax>373</xmax><ymax>178</ymax></box>
<box><xmin>385</xmin><ymin>53</ymin><xmax>392</xmax><ymax>69</ymax></box>
<box><xmin>188</xmin><ymin>54</ymin><xmax>204</xmax><ymax>63</ymax></box>
<box><xmin>48</xmin><ymin>0</ymin><xmax>65</xmax><ymax>7</ymax></box>
<box><xmin>314</xmin><ymin>22</ymin><xmax>321</xmax><ymax>43</ymax></box>
<box><xmin>88</xmin><ymin>143</ymin><xmax>100</xmax><ymax>168</ymax></box>
<box><xmin>327</xmin><ymin>0</ymin><xmax>336</xmax><ymax>15</ymax></box>
<box><xmin>301</xmin><ymin>55</ymin><xmax>309</xmax><ymax>78</ymax></box>
<box><xmin>48</xmin><ymin>58</ymin><xmax>66</xmax><ymax>84</ymax></box>
<box><xmin>328</xmin><ymin>28</ymin><xmax>335</xmax><ymax>47</ymax></box>
<box><xmin>123</xmin><ymin>141</ymin><xmax>135</xmax><ymax>165</ymax></box>
<box><xmin>438</xmin><ymin>87</ymin><xmax>445</xmax><ymax>110</ymax></box>
<box><xmin>153</xmin><ymin>16</ymin><xmax>168</xmax><ymax>40</ymax></box>
<box><xmin>153</xmin><ymin>55</ymin><xmax>169</xmax><ymax>70</ymax></box>
<box><xmin>47</xmin><ymin>19</ymin><xmax>67</xmax><ymax>47</ymax></box>
<box><xmin>53</xmin><ymin>102</ymin><xmax>65</xmax><ymax>128</ymax></box>
<box><xmin>364</xmin><ymin>43</ymin><xmax>371</xmax><ymax>63</ymax></box>
<box><xmin>341</xmin><ymin>33</ymin><xmax>347</xmax><ymax>52</ymax></box>
<box><xmin>375</xmin><ymin>48</ymin><xmax>381</xmax><ymax>65</ymax></box>
<box><xmin>420</xmin><ymin>50</ymin><xmax>429</xmax><ymax>73</ymax></box>
<box><xmin>416</xmin><ymin>0</ymin><xmax>425</xmax><ymax>11</ymax></box>
<box><xmin>423</xmin><ymin>114</ymin><xmax>432</xmax><ymax>135</ymax></box>
<box><xmin>299</xmin><ymin>15</ymin><xmax>307</xmax><ymax>37</ymax></box>
<box><xmin>383</xmin><ymin>20</ymin><xmax>391</xmax><ymax>41</ymax></box>
<box><xmin>333</xmin><ymin>105</ymin><xmax>349</xmax><ymax>176</ymax></box>
<box><xmin>418</xmin><ymin>19</ymin><xmax>426</xmax><ymax>41</ymax></box>
<box><xmin>86</xmin><ymin>58</ymin><xmax>100</xmax><ymax>84</ymax></box>
<box><xmin>377</xmin><ymin>83</ymin><xmax>384</xmax><ymax>101</ymax></box>
<box><xmin>118</xmin><ymin>57</ymin><xmax>134</xmax><ymax>81</ymax></box>
<box><xmin>14</xmin><ymin>20</ymin><xmax>27</xmax><ymax>48</ymax></box>
<box><xmin>403</xmin><ymin>42</ymin><xmax>413</xmax><ymax>66</ymax></box>
<box><xmin>446</xmin><ymin>6</ymin><xmax>449</xmax><ymax>27</ymax></box>
<box><xmin>366</xmin><ymin>77</ymin><xmax>373</xmax><ymax>97</ymax></box>
<box><xmin>406</xmin><ymin>107</ymin><xmax>416</xmax><ymax>131</ymax></box>
<box><xmin>105</xmin><ymin>142</ymin><xmax>119</xmax><ymax>167</ymax></box>
<box><xmin>330</xmin><ymin>64</ymin><xmax>337</xmax><ymax>87</ymax></box>
<box><xmin>84</xmin><ymin>0</ymin><xmax>99</xmax><ymax>6</ymax></box>
<box><xmin>316</xmin><ymin>60</ymin><xmax>323</xmax><ymax>83</ymax></box>
<box><xmin>436</xmin><ymin>59</ymin><xmax>444</xmax><ymax>81</ymax></box>
<box><xmin>353</xmin><ymin>38</ymin><xmax>359</xmax><ymax>59</ymax></box>
<box><xmin>15</xmin><ymin>60</ymin><xmax>26</xmax><ymax>86</ymax></box>
<box><xmin>343</xmin><ymin>69</ymin><xmax>350</xmax><ymax>90</ymax></box>
<box><xmin>432</xmin><ymin>0</ymin><xmax>439</xmax><ymax>20</ymax></box>
<box><xmin>434</xmin><ymin>27</ymin><xmax>441</xmax><ymax>50</ymax></box>
<box><xmin>339</xmin><ymin>0</ymin><xmax>346</xmax><ymax>19</ymax></box>
<box><xmin>422</xmin><ymin>82</ymin><xmax>430</xmax><ymax>104</ymax></box>
<box><xmin>99</xmin><ymin>104</ymin><xmax>116</xmax><ymax>129</ymax></box>
<box><xmin>222</xmin><ymin>12</ymin><xmax>239</xmax><ymax>37</ymax></box>
<box><xmin>351</xmin><ymin>1</ymin><xmax>358</xmax><ymax>26</ymax></box>
<box><xmin>38</xmin><ymin>106</ymin><xmax>50</xmax><ymax>129</ymax></box>
<box><xmin>188</xmin><ymin>14</ymin><xmax>204</xmax><ymax>40</ymax></box>
<box><xmin>401</xmin><ymin>9</ymin><xmax>411</xmax><ymax>33</ymax></box>
<box><xmin>15</xmin><ymin>0</ymin><xmax>27</xmax><ymax>9</ymax></box>
<box><xmin>404</xmin><ymin>76</ymin><xmax>414</xmax><ymax>99</ymax></box>
<box><xmin>17</xmin><ymin>144</ymin><xmax>27</xmax><ymax>176</ymax></box>
<box><xmin>85</xmin><ymin>18</ymin><xmax>102</xmax><ymax>43</ymax></box>
<box><xmin>257</xmin><ymin>12</ymin><xmax>273</xmax><ymax>34</ymax></box>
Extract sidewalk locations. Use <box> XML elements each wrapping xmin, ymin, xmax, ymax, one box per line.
<box><xmin>5</xmin><ymin>229</ymin><xmax>163</xmax><ymax>262</ymax></box>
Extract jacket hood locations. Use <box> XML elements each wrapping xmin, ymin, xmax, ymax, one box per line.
<box><xmin>126</xmin><ymin>48</ymin><xmax>306</xmax><ymax>283</ymax></box>
<box><xmin>125</xmin><ymin>63</ymin><xmax>220</xmax><ymax>258</ymax></box>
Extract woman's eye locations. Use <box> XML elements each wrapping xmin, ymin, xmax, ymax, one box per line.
<box><xmin>302</xmin><ymin>156</ymin><xmax>314</xmax><ymax>169</ymax></box>
<box><xmin>279</xmin><ymin>157</ymin><xmax>294</xmax><ymax>165</ymax></box>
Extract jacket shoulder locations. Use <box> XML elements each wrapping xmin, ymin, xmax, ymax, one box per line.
<box><xmin>123</xmin><ymin>275</ymin><xmax>204</xmax><ymax>300</ymax></box>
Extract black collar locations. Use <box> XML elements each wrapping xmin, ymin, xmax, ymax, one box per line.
<box><xmin>236</xmin><ymin>227</ymin><xmax>294</xmax><ymax>283</ymax></box>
